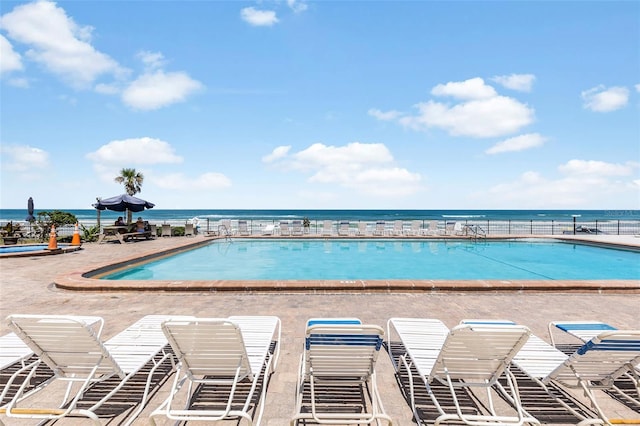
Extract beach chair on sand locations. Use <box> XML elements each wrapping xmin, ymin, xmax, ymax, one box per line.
<box><xmin>507</xmin><ymin>321</ymin><xmax>640</xmax><ymax>425</ymax></box>
<box><xmin>150</xmin><ymin>316</ymin><xmax>281</xmax><ymax>426</ymax></box>
<box><xmin>291</xmin><ymin>319</ymin><xmax>392</xmax><ymax>425</ymax></box>
<box><xmin>386</xmin><ymin>318</ymin><xmax>537</xmax><ymax>426</ymax></box>
<box><xmin>1</xmin><ymin>314</ymin><xmax>189</xmax><ymax>425</ymax></box>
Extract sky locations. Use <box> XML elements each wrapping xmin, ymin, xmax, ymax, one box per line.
<box><xmin>0</xmin><ymin>0</ymin><xmax>639</xmax><ymax>210</ymax></box>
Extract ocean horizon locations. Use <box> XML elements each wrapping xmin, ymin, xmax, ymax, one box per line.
<box><xmin>2</xmin><ymin>208</ymin><xmax>639</xmax><ymax>223</ymax></box>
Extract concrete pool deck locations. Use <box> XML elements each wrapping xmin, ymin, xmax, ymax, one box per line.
<box><xmin>0</xmin><ymin>234</ymin><xmax>639</xmax><ymax>425</ymax></box>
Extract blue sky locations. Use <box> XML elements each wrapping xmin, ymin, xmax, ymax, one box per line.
<box><xmin>1</xmin><ymin>0</ymin><xmax>638</xmax><ymax>210</ymax></box>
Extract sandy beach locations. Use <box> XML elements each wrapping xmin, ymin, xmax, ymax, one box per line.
<box><xmin>1</xmin><ymin>235</ymin><xmax>639</xmax><ymax>425</ymax></box>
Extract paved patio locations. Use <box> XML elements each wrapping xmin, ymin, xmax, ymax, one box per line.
<box><xmin>0</xmin><ymin>235</ymin><xmax>638</xmax><ymax>425</ymax></box>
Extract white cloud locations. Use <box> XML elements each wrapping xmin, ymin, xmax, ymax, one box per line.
<box><xmin>384</xmin><ymin>77</ymin><xmax>535</xmax><ymax>138</ymax></box>
<box><xmin>240</xmin><ymin>7</ymin><xmax>279</xmax><ymax>26</ymax></box>
<box><xmin>0</xmin><ymin>34</ymin><xmax>23</xmax><ymax>73</ymax></box>
<box><xmin>581</xmin><ymin>85</ymin><xmax>629</xmax><ymax>112</ymax></box>
<box><xmin>485</xmin><ymin>133</ymin><xmax>547</xmax><ymax>154</ymax></box>
<box><xmin>86</xmin><ymin>137</ymin><xmax>183</xmax><ymax>165</ymax></box>
<box><xmin>121</xmin><ymin>70</ymin><xmax>203</xmax><ymax>110</ymax></box>
<box><xmin>636</xmin><ymin>84</ymin><xmax>640</xmax><ymax>93</ymax></box>
<box><xmin>482</xmin><ymin>159</ymin><xmax>638</xmax><ymax>207</ymax></box>
<box><xmin>0</xmin><ymin>144</ymin><xmax>49</xmax><ymax>172</ymax></box>
<box><xmin>491</xmin><ymin>74</ymin><xmax>536</xmax><ymax>92</ymax></box>
<box><xmin>154</xmin><ymin>172</ymin><xmax>231</xmax><ymax>190</ymax></box>
<box><xmin>266</xmin><ymin>142</ymin><xmax>423</xmax><ymax>196</ymax></box>
<box><xmin>368</xmin><ymin>108</ymin><xmax>402</xmax><ymax>121</ymax></box>
<box><xmin>557</xmin><ymin>159</ymin><xmax>634</xmax><ymax>176</ymax></box>
<box><xmin>0</xmin><ymin>0</ymin><xmax>124</xmax><ymax>88</ymax></box>
<box><xmin>400</xmin><ymin>95</ymin><xmax>534</xmax><ymax>138</ymax></box>
<box><xmin>287</xmin><ymin>0</ymin><xmax>308</xmax><ymax>13</ymax></box>
<box><xmin>431</xmin><ymin>77</ymin><xmax>497</xmax><ymax>100</ymax></box>
<box><xmin>137</xmin><ymin>50</ymin><xmax>167</xmax><ymax>70</ymax></box>
<box><xmin>262</xmin><ymin>145</ymin><xmax>291</xmax><ymax>163</ymax></box>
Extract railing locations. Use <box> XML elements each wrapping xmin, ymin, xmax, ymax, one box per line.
<box><xmin>2</xmin><ymin>218</ymin><xmax>639</xmax><ymax>240</ymax></box>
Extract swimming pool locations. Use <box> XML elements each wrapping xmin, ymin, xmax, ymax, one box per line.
<box><xmin>102</xmin><ymin>239</ymin><xmax>640</xmax><ymax>281</ymax></box>
<box><xmin>0</xmin><ymin>243</ymin><xmax>79</xmax><ymax>257</ymax></box>
<box><xmin>0</xmin><ymin>244</ymin><xmax>50</xmax><ymax>253</ymax></box>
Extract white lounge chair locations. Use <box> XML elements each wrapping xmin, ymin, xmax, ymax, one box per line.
<box><xmin>0</xmin><ymin>332</ymin><xmax>33</xmax><ymax>372</ymax></box>
<box><xmin>357</xmin><ymin>221</ymin><xmax>368</xmax><ymax>236</ymax></box>
<box><xmin>392</xmin><ymin>220</ymin><xmax>404</xmax><ymax>236</ymax></box>
<box><xmin>150</xmin><ymin>316</ymin><xmax>281</xmax><ymax>426</ymax></box>
<box><xmin>548</xmin><ymin>320</ymin><xmax>620</xmax><ymax>347</ymax></box>
<box><xmin>509</xmin><ymin>322</ymin><xmax>640</xmax><ymax>425</ymax></box>
<box><xmin>161</xmin><ymin>223</ymin><xmax>172</xmax><ymax>237</ymax></box>
<box><xmin>279</xmin><ymin>221</ymin><xmax>290</xmax><ymax>236</ymax></box>
<box><xmin>291</xmin><ymin>220</ymin><xmax>303</xmax><ymax>236</ymax></box>
<box><xmin>184</xmin><ymin>222</ymin><xmax>195</xmax><ymax>237</ymax></box>
<box><xmin>262</xmin><ymin>224</ymin><xmax>275</xmax><ymax>235</ymax></box>
<box><xmin>238</xmin><ymin>219</ymin><xmax>250</xmax><ymax>236</ymax></box>
<box><xmin>338</xmin><ymin>220</ymin><xmax>350</xmax><ymax>236</ymax></box>
<box><xmin>373</xmin><ymin>220</ymin><xmax>386</xmax><ymax>236</ymax></box>
<box><xmin>548</xmin><ymin>320</ymin><xmax>640</xmax><ymax>413</ymax></box>
<box><xmin>425</xmin><ymin>220</ymin><xmax>440</xmax><ymax>236</ymax></box>
<box><xmin>386</xmin><ymin>318</ymin><xmax>537</xmax><ymax>426</ymax></box>
<box><xmin>406</xmin><ymin>220</ymin><xmax>422</xmax><ymax>236</ymax></box>
<box><xmin>2</xmin><ymin>314</ymin><xmax>189</xmax><ymax>425</ymax></box>
<box><xmin>0</xmin><ymin>332</ymin><xmax>48</xmax><ymax>405</ymax></box>
<box><xmin>321</xmin><ymin>220</ymin><xmax>333</xmax><ymax>236</ymax></box>
<box><xmin>291</xmin><ymin>320</ymin><xmax>392</xmax><ymax>425</ymax></box>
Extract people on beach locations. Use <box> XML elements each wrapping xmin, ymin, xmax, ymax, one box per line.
<box><xmin>115</xmin><ymin>217</ymin><xmax>125</xmax><ymax>226</ymax></box>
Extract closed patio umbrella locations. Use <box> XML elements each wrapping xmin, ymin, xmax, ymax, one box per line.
<box><xmin>25</xmin><ymin>197</ymin><xmax>35</xmax><ymax>222</ymax></box>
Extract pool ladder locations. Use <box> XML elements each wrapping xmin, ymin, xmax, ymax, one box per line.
<box><xmin>463</xmin><ymin>225</ymin><xmax>487</xmax><ymax>242</ymax></box>
<box><xmin>218</xmin><ymin>224</ymin><xmax>233</xmax><ymax>242</ymax></box>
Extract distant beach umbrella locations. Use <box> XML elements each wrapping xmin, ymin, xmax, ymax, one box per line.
<box><xmin>25</xmin><ymin>197</ymin><xmax>35</xmax><ymax>222</ymax></box>
<box><xmin>92</xmin><ymin>194</ymin><xmax>155</xmax><ymax>212</ymax></box>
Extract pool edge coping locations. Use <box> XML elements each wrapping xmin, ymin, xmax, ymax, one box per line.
<box><xmin>53</xmin><ymin>235</ymin><xmax>640</xmax><ymax>293</ymax></box>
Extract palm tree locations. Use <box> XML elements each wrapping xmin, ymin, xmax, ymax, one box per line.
<box><xmin>115</xmin><ymin>168</ymin><xmax>144</xmax><ymax>224</ymax></box>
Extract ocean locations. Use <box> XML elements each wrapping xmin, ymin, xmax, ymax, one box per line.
<box><xmin>2</xmin><ymin>208</ymin><xmax>639</xmax><ymax>223</ymax></box>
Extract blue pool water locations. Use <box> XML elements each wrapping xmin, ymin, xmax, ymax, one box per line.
<box><xmin>0</xmin><ymin>244</ymin><xmax>50</xmax><ymax>254</ymax></box>
<box><xmin>103</xmin><ymin>239</ymin><xmax>640</xmax><ymax>281</ymax></box>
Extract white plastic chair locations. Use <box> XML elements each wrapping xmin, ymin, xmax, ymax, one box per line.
<box><xmin>2</xmin><ymin>314</ymin><xmax>189</xmax><ymax>425</ymax></box>
<box><xmin>386</xmin><ymin>318</ymin><xmax>537</xmax><ymax>426</ymax></box>
<box><xmin>150</xmin><ymin>316</ymin><xmax>281</xmax><ymax>426</ymax></box>
<box><xmin>291</xmin><ymin>320</ymin><xmax>392</xmax><ymax>425</ymax></box>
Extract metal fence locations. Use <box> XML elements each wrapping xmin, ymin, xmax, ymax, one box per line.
<box><xmin>2</xmin><ymin>218</ymin><xmax>639</xmax><ymax>241</ymax></box>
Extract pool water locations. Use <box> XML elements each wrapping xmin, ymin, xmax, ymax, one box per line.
<box><xmin>102</xmin><ymin>239</ymin><xmax>640</xmax><ymax>281</ymax></box>
<box><xmin>0</xmin><ymin>244</ymin><xmax>50</xmax><ymax>254</ymax></box>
